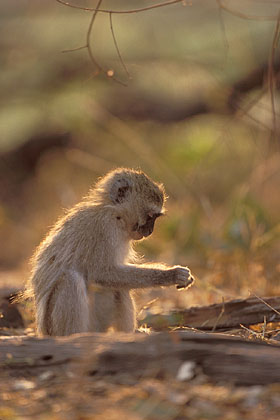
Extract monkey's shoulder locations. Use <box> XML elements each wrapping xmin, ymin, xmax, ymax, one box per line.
<box><xmin>34</xmin><ymin>203</ymin><xmax>121</xmax><ymax>260</ymax></box>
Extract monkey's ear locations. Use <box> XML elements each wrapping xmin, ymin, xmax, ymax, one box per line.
<box><xmin>110</xmin><ymin>178</ymin><xmax>132</xmax><ymax>204</ymax></box>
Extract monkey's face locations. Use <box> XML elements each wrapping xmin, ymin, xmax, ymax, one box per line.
<box><xmin>131</xmin><ymin>212</ymin><xmax>162</xmax><ymax>240</ymax></box>
<box><xmin>104</xmin><ymin>168</ymin><xmax>166</xmax><ymax>240</ymax></box>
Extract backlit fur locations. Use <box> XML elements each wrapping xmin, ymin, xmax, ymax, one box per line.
<box><xmin>28</xmin><ymin>168</ymin><xmax>193</xmax><ymax>336</ymax></box>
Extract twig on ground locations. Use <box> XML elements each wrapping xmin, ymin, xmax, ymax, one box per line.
<box><xmin>211</xmin><ymin>297</ymin><xmax>225</xmax><ymax>332</ymax></box>
<box><xmin>252</xmin><ymin>293</ymin><xmax>280</xmax><ymax>317</ymax></box>
<box><xmin>262</xmin><ymin>316</ymin><xmax>267</xmax><ymax>339</ymax></box>
<box><xmin>240</xmin><ymin>324</ymin><xmax>260</xmax><ymax>338</ymax></box>
<box><xmin>137</xmin><ymin>298</ymin><xmax>159</xmax><ymax>320</ymax></box>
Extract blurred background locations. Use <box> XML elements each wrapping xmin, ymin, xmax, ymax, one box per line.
<box><xmin>1</xmin><ymin>0</ymin><xmax>280</xmax><ymax>317</ymax></box>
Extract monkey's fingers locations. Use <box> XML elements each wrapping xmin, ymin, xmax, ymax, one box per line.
<box><xmin>176</xmin><ymin>274</ymin><xmax>195</xmax><ymax>290</ymax></box>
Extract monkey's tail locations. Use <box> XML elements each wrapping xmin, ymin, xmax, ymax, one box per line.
<box><xmin>12</xmin><ymin>281</ymin><xmax>34</xmax><ymax>304</ymax></box>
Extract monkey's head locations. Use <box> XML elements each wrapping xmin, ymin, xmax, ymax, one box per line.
<box><xmin>94</xmin><ymin>168</ymin><xmax>166</xmax><ymax>240</ymax></box>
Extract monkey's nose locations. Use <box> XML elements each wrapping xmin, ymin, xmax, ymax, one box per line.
<box><xmin>143</xmin><ymin>227</ymin><xmax>153</xmax><ymax>237</ymax></box>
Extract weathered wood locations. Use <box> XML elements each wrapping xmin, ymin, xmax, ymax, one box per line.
<box><xmin>140</xmin><ymin>296</ymin><xmax>280</xmax><ymax>331</ymax></box>
<box><xmin>1</xmin><ymin>331</ymin><xmax>280</xmax><ymax>386</ymax></box>
<box><xmin>0</xmin><ymin>288</ymin><xmax>24</xmax><ymax>329</ymax></box>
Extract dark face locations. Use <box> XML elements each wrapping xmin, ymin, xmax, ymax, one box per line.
<box><xmin>132</xmin><ymin>213</ymin><xmax>162</xmax><ymax>240</ymax></box>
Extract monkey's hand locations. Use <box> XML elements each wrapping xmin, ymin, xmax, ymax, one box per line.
<box><xmin>172</xmin><ymin>266</ymin><xmax>195</xmax><ymax>290</ymax></box>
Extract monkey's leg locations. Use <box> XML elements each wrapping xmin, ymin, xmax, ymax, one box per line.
<box><xmin>43</xmin><ymin>271</ymin><xmax>89</xmax><ymax>336</ymax></box>
<box><xmin>113</xmin><ymin>290</ymin><xmax>136</xmax><ymax>333</ymax></box>
<box><xmin>89</xmin><ymin>290</ymin><xmax>116</xmax><ymax>332</ymax></box>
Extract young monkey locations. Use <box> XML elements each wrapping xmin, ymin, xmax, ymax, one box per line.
<box><xmin>29</xmin><ymin>168</ymin><xmax>194</xmax><ymax>336</ymax></box>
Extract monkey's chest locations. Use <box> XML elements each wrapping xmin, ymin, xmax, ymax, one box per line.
<box><xmin>114</xmin><ymin>290</ymin><xmax>121</xmax><ymax>303</ymax></box>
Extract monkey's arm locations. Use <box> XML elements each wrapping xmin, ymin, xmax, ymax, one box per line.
<box><xmin>93</xmin><ymin>264</ymin><xmax>193</xmax><ymax>289</ymax></box>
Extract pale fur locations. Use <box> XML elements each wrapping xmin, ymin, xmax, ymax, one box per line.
<box><xmin>28</xmin><ymin>168</ymin><xmax>193</xmax><ymax>336</ymax></box>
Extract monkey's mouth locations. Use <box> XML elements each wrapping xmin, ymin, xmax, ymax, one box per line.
<box><xmin>141</xmin><ymin>229</ymin><xmax>153</xmax><ymax>238</ymax></box>
<box><xmin>131</xmin><ymin>230</ymin><xmax>144</xmax><ymax>240</ymax></box>
<box><xmin>132</xmin><ymin>223</ymin><xmax>153</xmax><ymax>240</ymax></box>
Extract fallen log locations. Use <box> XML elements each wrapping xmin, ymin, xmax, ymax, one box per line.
<box><xmin>0</xmin><ymin>288</ymin><xmax>24</xmax><ymax>329</ymax></box>
<box><xmin>1</xmin><ymin>331</ymin><xmax>280</xmax><ymax>386</ymax></box>
<box><xmin>140</xmin><ymin>296</ymin><xmax>280</xmax><ymax>331</ymax></box>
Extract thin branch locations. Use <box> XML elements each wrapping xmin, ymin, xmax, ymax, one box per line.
<box><xmin>86</xmin><ymin>0</ymin><xmax>105</xmax><ymax>73</ymax></box>
<box><xmin>216</xmin><ymin>0</ymin><xmax>229</xmax><ymax>60</ymax></box>
<box><xmin>137</xmin><ymin>298</ymin><xmax>159</xmax><ymax>320</ymax></box>
<box><xmin>252</xmin><ymin>293</ymin><xmax>280</xmax><ymax>317</ymax></box>
<box><xmin>211</xmin><ymin>297</ymin><xmax>225</xmax><ymax>332</ymax></box>
<box><xmin>62</xmin><ymin>45</ymin><xmax>87</xmax><ymax>53</ymax></box>
<box><xmin>262</xmin><ymin>316</ymin><xmax>267</xmax><ymax>339</ymax></box>
<box><xmin>240</xmin><ymin>324</ymin><xmax>262</xmax><ymax>338</ymax></box>
<box><xmin>233</xmin><ymin>86</ymin><xmax>278</xmax><ymax>131</ymax></box>
<box><xmin>235</xmin><ymin>102</ymin><xmax>273</xmax><ymax>131</ymax></box>
<box><xmin>56</xmin><ymin>0</ymin><xmax>183</xmax><ymax>14</ymax></box>
<box><xmin>60</xmin><ymin>0</ymin><xmax>127</xmax><ymax>86</ymax></box>
<box><xmin>56</xmin><ymin>0</ymin><xmax>99</xmax><ymax>12</ymax></box>
<box><xmin>235</xmin><ymin>89</ymin><xmax>266</xmax><ymax>117</ymax></box>
<box><xmin>217</xmin><ymin>0</ymin><xmax>278</xmax><ymax>21</ymax></box>
<box><xmin>268</xmin><ymin>10</ymin><xmax>280</xmax><ymax>138</ymax></box>
<box><xmin>254</xmin><ymin>0</ymin><xmax>280</xmax><ymax>3</ymax></box>
<box><xmin>56</xmin><ymin>0</ymin><xmax>184</xmax><ymax>85</ymax></box>
<box><xmin>109</xmin><ymin>12</ymin><xmax>130</xmax><ymax>79</ymax></box>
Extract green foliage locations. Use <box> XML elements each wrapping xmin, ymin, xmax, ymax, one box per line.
<box><xmin>225</xmin><ymin>196</ymin><xmax>271</xmax><ymax>251</ymax></box>
<box><xmin>0</xmin><ymin>1</ymin><xmax>280</xmax><ymax>299</ymax></box>
<box><xmin>167</xmin><ymin>125</ymin><xmax>220</xmax><ymax>167</ymax></box>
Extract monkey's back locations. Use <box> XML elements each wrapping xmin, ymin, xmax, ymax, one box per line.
<box><xmin>30</xmin><ymin>202</ymin><xmax>129</xmax><ymax>300</ymax></box>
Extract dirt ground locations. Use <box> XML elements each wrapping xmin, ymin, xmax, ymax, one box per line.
<box><xmin>1</xmin><ymin>323</ymin><xmax>280</xmax><ymax>420</ymax></box>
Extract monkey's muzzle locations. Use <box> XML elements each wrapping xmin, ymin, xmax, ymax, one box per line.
<box><xmin>136</xmin><ymin>217</ymin><xmax>156</xmax><ymax>238</ymax></box>
<box><xmin>132</xmin><ymin>213</ymin><xmax>162</xmax><ymax>240</ymax></box>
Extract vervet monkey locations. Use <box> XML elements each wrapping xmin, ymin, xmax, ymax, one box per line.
<box><xmin>29</xmin><ymin>168</ymin><xmax>194</xmax><ymax>336</ymax></box>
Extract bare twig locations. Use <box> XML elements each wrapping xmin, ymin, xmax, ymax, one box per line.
<box><xmin>62</xmin><ymin>45</ymin><xmax>87</xmax><ymax>53</ymax></box>
<box><xmin>217</xmin><ymin>0</ymin><xmax>278</xmax><ymax>21</ymax></box>
<box><xmin>235</xmin><ymin>89</ymin><xmax>266</xmax><ymax>117</ymax></box>
<box><xmin>262</xmin><ymin>316</ymin><xmax>267</xmax><ymax>339</ymax></box>
<box><xmin>252</xmin><ymin>293</ymin><xmax>280</xmax><ymax>317</ymax></box>
<box><xmin>216</xmin><ymin>0</ymin><xmax>229</xmax><ymax>60</ymax></box>
<box><xmin>137</xmin><ymin>298</ymin><xmax>159</xmax><ymax>319</ymax></box>
<box><xmin>211</xmin><ymin>297</ymin><xmax>225</xmax><ymax>332</ymax></box>
<box><xmin>59</xmin><ymin>0</ymin><xmax>127</xmax><ymax>85</ymax></box>
<box><xmin>254</xmin><ymin>0</ymin><xmax>280</xmax><ymax>3</ymax></box>
<box><xmin>109</xmin><ymin>12</ymin><xmax>130</xmax><ymax>79</ymax></box>
<box><xmin>268</xmin><ymin>10</ymin><xmax>280</xmax><ymax>138</ymax></box>
<box><xmin>240</xmin><ymin>324</ymin><xmax>260</xmax><ymax>337</ymax></box>
<box><xmin>86</xmin><ymin>0</ymin><xmax>105</xmax><ymax>73</ymax></box>
<box><xmin>56</xmin><ymin>0</ymin><xmax>183</xmax><ymax>14</ymax></box>
<box><xmin>236</xmin><ymin>102</ymin><xmax>273</xmax><ymax>131</ymax></box>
